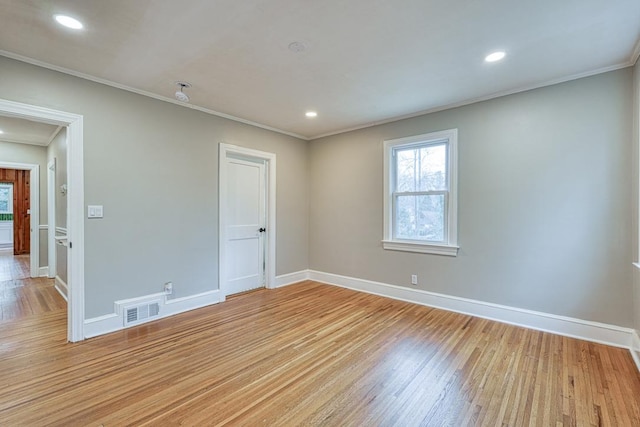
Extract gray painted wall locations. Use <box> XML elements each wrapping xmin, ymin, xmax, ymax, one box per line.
<box><xmin>309</xmin><ymin>69</ymin><xmax>633</xmax><ymax>327</ymax></box>
<box><xmin>0</xmin><ymin>139</ymin><xmax>48</xmax><ymax>267</ymax></box>
<box><xmin>47</xmin><ymin>127</ymin><xmax>67</xmax><ymax>284</ymax></box>
<box><xmin>1</xmin><ymin>55</ymin><xmax>634</xmax><ymax>328</ymax></box>
<box><xmin>0</xmin><ymin>56</ymin><xmax>309</xmax><ymax>318</ymax></box>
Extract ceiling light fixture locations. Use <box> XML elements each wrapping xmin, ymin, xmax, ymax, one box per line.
<box><xmin>0</xmin><ymin>129</ymin><xmax>4</xmax><ymax>134</ymax></box>
<box><xmin>54</xmin><ymin>14</ymin><xmax>83</xmax><ymax>30</ymax></box>
<box><xmin>485</xmin><ymin>51</ymin><xmax>506</xmax><ymax>62</ymax></box>
<box><xmin>175</xmin><ymin>82</ymin><xmax>192</xmax><ymax>103</ymax></box>
<box><xmin>305</xmin><ymin>111</ymin><xmax>318</xmax><ymax>118</ymax></box>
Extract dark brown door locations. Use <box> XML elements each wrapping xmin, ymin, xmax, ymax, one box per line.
<box><xmin>0</xmin><ymin>168</ymin><xmax>30</xmax><ymax>255</ymax></box>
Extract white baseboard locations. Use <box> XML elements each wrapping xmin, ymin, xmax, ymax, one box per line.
<box><xmin>274</xmin><ymin>270</ymin><xmax>310</xmax><ymax>288</ymax></box>
<box><xmin>54</xmin><ymin>275</ymin><xmax>68</xmax><ymax>301</ymax></box>
<box><xmin>307</xmin><ymin>270</ymin><xmax>634</xmax><ymax>349</ymax></box>
<box><xmin>84</xmin><ymin>313</ymin><xmax>120</xmax><ymax>339</ymax></box>
<box><xmin>38</xmin><ymin>266</ymin><xmax>48</xmax><ymax>277</ymax></box>
<box><xmin>84</xmin><ymin>289</ymin><xmax>221</xmax><ymax>339</ymax></box>
<box><xmin>81</xmin><ymin>269</ymin><xmax>639</xmax><ymax>372</ymax></box>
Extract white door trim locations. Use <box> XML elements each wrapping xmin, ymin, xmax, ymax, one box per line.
<box><xmin>219</xmin><ymin>143</ymin><xmax>276</xmax><ymax>300</ymax></box>
<box><xmin>0</xmin><ymin>98</ymin><xmax>85</xmax><ymax>343</ymax></box>
<box><xmin>0</xmin><ymin>160</ymin><xmax>39</xmax><ymax>278</ymax></box>
<box><xmin>47</xmin><ymin>159</ymin><xmax>56</xmax><ymax>278</ymax></box>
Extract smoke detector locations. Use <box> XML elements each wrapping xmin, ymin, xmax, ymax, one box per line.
<box><xmin>175</xmin><ymin>81</ymin><xmax>191</xmax><ymax>102</ymax></box>
<box><xmin>288</xmin><ymin>41</ymin><xmax>306</xmax><ymax>53</ymax></box>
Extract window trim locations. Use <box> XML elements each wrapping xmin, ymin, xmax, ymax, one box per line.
<box><xmin>382</xmin><ymin>129</ymin><xmax>459</xmax><ymax>256</ymax></box>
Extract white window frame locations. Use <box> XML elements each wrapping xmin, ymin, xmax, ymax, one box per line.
<box><xmin>383</xmin><ymin>129</ymin><xmax>459</xmax><ymax>256</ymax></box>
<box><xmin>0</xmin><ymin>183</ymin><xmax>13</xmax><ymax>214</ymax></box>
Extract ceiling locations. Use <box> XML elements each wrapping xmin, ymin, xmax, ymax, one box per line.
<box><xmin>0</xmin><ymin>115</ymin><xmax>60</xmax><ymax>146</ymax></box>
<box><xmin>0</xmin><ymin>0</ymin><xmax>639</xmax><ymax>140</ymax></box>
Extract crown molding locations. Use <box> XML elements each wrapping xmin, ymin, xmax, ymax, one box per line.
<box><xmin>46</xmin><ymin>125</ymin><xmax>64</xmax><ymax>145</ymax></box>
<box><xmin>2</xmin><ymin>48</ymin><xmax>637</xmax><ymax>143</ymax></box>
<box><xmin>0</xmin><ymin>136</ymin><xmax>49</xmax><ymax>146</ymax></box>
<box><xmin>0</xmin><ymin>50</ymin><xmax>309</xmax><ymax>141</ymax></box>
<box><xmin>309</xmin><ymin>61</ymin><xmax>635</xmax><ymax>140</ymax></box>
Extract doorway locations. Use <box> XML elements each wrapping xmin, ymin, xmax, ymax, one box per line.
<box><xmin>0</xmin><ymin>163</ymin><xmax>40</xmax><ymax>279</ymax></box>
<box><xmin>0</xmin><ymin>177</ymin><xmax>29</xmax><ymax>282</ymax></box>
<box><xmin>0</xmin><ymin>182</ymin><xmax>15</xmax><ymax>253</ymax></box>
<box><xmin>0</xmin><ymin>98</ymin><xmax>84</xmax><ymax>342</ymax></box>
<box><xmin>219</xmin><ymin>143</ymin><xmax>276</xmax><ymax>300</ymax></box>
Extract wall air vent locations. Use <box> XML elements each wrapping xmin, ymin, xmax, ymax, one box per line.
<box><xmin>123</xmin><ymin>301</ymin><xmax>161</xmax><ymax>326</ymax></box>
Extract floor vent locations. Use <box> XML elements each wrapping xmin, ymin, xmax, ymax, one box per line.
<box><xmin>124</xmin><ymin>301</ymin><xmax>161</xmax><ymax>326</ymax></box>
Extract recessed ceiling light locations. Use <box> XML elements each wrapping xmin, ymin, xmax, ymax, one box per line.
<box><xmin>305</xmin><ymin>111</ymin><xmax>318</xmax><ymax>118</ymax></box>
<box><xmin>54</xmin><ymin>15</ymin><xmax>83</xmax><ymax>30</ymax></box>
<box><xmin>485</xmin><ymin>51</ymin><xmax>506</xmax><ymax>63</ymax></box>
<box><xmin>0</xmin><ymin>129</ymin><xmax>4</xmax><ymax>134</ymax></box>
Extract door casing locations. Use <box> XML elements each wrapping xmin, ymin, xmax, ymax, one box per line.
<box><xmin>0</xmin><ymin>98</ymin><xmax>85</xmax><ymax>342</ymax></box>
<box><xmin>47</xmin><ymin>159</ymin><xmax>56</xmax><ymax>278</ymax></box>
<box><xmin>219</xmin><ymin>143</ymin><xmax>276</xmax><ymax>300</ymax></box>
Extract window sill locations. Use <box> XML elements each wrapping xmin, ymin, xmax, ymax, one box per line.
<box><xmin>382</xmin><ymin>240</ymin><xmax>459</xmax><ymax>256</ymax></box>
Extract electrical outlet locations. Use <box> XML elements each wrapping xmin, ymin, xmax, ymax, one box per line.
<box><xmin>411</xmin><ymin>275</ymin><xmax>418</xmax><ymax>285</ymax></box>
<box><xmin>164</xmin><ymin>282</ymin><xmax>173</xmax><ymax>295</ymax></box>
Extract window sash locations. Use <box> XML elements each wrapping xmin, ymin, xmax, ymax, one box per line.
<box><xmin>393</xmin><ymin>141</ymin><xmax>449</xmax><ymax>193</ymax></box>
<box><xmin>392</xmin><ymin>191</ymin><xmax>449</xmax><ymax>243</ymax></box>
<box><xmin>391</xmin><ymin>141</ymin><xmax>450</xmax><ymax>243</ymax></box>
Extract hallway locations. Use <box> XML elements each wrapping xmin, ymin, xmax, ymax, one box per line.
<box><xmin>0</xmin><ymin>249</ymin><xmax>29</xmax><ymax>281</ymax></box>
<box><xmin>0</xmin><ymin>250</ymin><xmax>65</xmax><ymax>321</ymax></box>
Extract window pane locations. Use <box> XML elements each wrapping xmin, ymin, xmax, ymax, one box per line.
<box><xmin>0</xmin><ymin>186</ymin><xmax>10</xmax><ymax>213</ymax></box>
<box><xmin>395</xmin><ymin>194</ymin><xmax>445</xmax><ymax>242</ymax></box>
<box><xmin>395</xmin><ymin>143</ymin><xmax>447</xmax><ymax>192</ymax></box>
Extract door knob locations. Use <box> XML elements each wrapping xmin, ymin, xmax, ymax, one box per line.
<box><xmin>258</xmin><ymin>227</ymin><xmax>266</xmax><ymax>233</ymax></box>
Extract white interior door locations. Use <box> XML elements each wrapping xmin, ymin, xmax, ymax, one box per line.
<box><xmin>224</xmin><ymin>156</ymin><xmax>266</xmax><ymax>295</ymax></box>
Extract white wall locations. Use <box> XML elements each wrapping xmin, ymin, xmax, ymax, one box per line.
<box><xmin>47</xmin><ymin>127</ymin><xmax>67</xmax><ymax>284</ymax></box>
<box><xmin>0</xmin><ymin>55</ymin><xmax>309</xmax><ymax>318</ymax></box>
<box><xmin>309</xmin><ymin>69</ymin><xmax>634</xmax><ymax>327</ymax></box>
<box><xmin>0</xmin><ymin>139</ymin><xmax>48</xmax><ymax>267</ymax></box>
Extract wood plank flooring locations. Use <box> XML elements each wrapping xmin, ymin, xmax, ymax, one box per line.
<box><xmin>1</xmin><ymin>281</ymin><xmax>639</xmax><ymax>426</ymax></box>
<box><xmin>0</xmin><ymin>251</ymin><xmax>65</xmax><ymax>320</ymax></box>
<box><xmin>0</xmin><ymin>276</ymin><xmax>65</xmax><ymax>320</ymax></box>
<box><xmin>0</xmin><ymin>250</ymin><xmax>29</xmax><ymax>281</ymax></box>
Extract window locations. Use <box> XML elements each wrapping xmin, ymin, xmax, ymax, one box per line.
<box><xmin>383</xmin><ymin>129</ymin><xmax>458</xmax><ymax>256</ymax></box>
<box><xmin>0</xmin><ymin>183</ymin><xmax>13</xmax><ymax>214</ymax></box>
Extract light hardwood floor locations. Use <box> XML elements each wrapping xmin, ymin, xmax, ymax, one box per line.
<box><xmin>0</xmin><ymin>250</ymin><xmax>29</xmax><ymax>281</ymax></box>
<box><xmin>0</xmin><ymin>251</ymin><xmax>65</xmax><ymax>321</ymax></box>
<box><xmin>1</xmin><ymin>280</ymin><xmax>639</xmax><ymax>426</ymax></box>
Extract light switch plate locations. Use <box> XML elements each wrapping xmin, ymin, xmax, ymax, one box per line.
<box><xmin>88</xmin><ymin>205</ymin><xmax>104</xmax><ymax>218</ymax></box>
